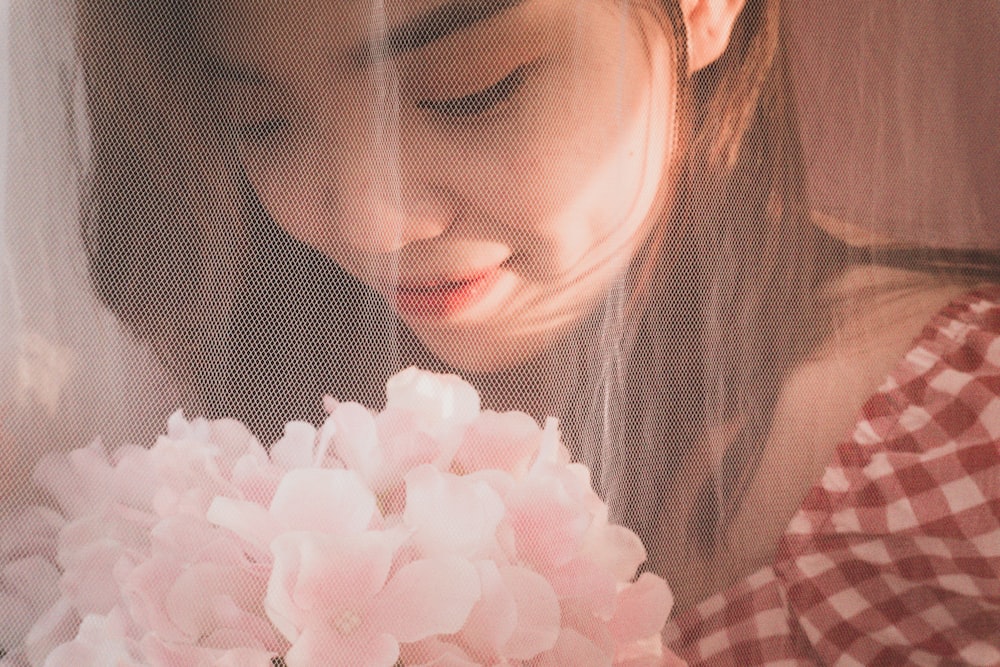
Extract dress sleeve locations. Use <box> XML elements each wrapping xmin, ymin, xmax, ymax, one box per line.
<box><xmin>665</xmin><ymin>287</ymin><xmax>1000</xmax><ymax>665</ymax></box>
<box><xmin>775</xmin><ymin>287</ymin><xmax>1000</xmax><ymax>665</ymax></box>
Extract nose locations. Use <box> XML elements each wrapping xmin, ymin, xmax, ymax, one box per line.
<box><xmin>326</xmin><ymin>130</ymin><xmax>455</xmax><ymax>255</ymax></box>
<box><xmin>346</xmin><ymin>183</ymin><xmax>453</xmax><ymax>253</ymax></box>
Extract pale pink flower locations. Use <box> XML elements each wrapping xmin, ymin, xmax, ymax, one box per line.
<box><xmin>398</xmin><ymin>637</ymin><xmax>479</xmax><ymax>666</ymax></box>
<box><xmin>454</xmin><ymin>560</ymin><xmax>562</xmax><ymax>662</ymax></box>
<box><xmin>385</xmin><ymin>368</ymin><xmax>482</xmax><ymax>436</ymax></box>
<box><xmin>116</xmin><ymin>495</ymin><xmax>279</xmax><ymax>660</ymax></box>
<box><xmin>329</xmin><ymin>400</ymin><xmax>440</xmax><ymax>501</ymax></box>
<box><xmin>269</xmin><ymin>532</ymin><xmax>480</xmax><ymax>666</ymax></box>
<box><xmin>323</xmin><ymin>402</ymin><xmax>381</xmax><ymax>483</ymax></box>
<box><xmin>207</xmin><ymin>468</ymin><xmax>382</xmax><ymax>554</ymax></box>
<box><xmin>147</xmin><ymin>413</ymin><xmax>265</xmax><ymax>518</ymax></box>
<box><xmin>608</xmin><ymin>573</ymin><xmax>674</xmax><ymax>655</ymax></box>
<box><xmin>54</xmin><ymin>506</ymin><xmax>154</xmax><ymax>616</ymax></box>
<box><xmin>32</xmin><ymin>440</ymin><xmax>152</xmax><ymax>520</ymax></box>
<box><xmin>41</xmin><ymin>610</ymin><xmax>145</xmax><ymax>667</ymax></box>
<box><xmin>0</xmin><ymin>507</ymin><xmax>64</xmax><ymax>661</ymax></box>
<box><xmin>383</xmin><ymin>368</ymin><xmax>481</xmax><ymax>468</ymax></box>
<box><xmin>0</xmin><ymin>556</ymin><xmax>63</xmax><ymax>666</ymax></box>
<box><xmin>504</xmin><ymin>463</ymin><xmax>596</xmax><ymax>574</ymax></box>
<box><xmin>139</xmin><ymin>630</ymin><xmax>278</xmax><ymax>667</ymax></box>
<box><xmin>531</xmin><ymin>627</ymin><xmax>613</xmax><ymax>667</ymax></box>
<box><xmin>268</xmin><ymin>421</ymin><xmax>320</xmax><ymax>471</ymax></box>
<box><xmin>452</xmin><ymin>410</ymin><xmax>544</xmax><ymax>477</ymax></box>
<box><xmin>402</xmin><ymin>465</ymin><xmax>505</xmax><ymax>559</ymax></box>
<box><xmin>8</xmin><ymin>368</ymin><xmax>680</xmax><ymax>667</ymax></box>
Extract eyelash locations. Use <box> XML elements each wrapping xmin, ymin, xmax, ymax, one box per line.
<box><xmin>229</xmin><ymin>61</ymin><xmax>535</xmax><ymax>141</ymax></box>
<box><xmin>417</xmin><ymin>63</ymin><xmax>532</xmax><ymax>118</ymax></box>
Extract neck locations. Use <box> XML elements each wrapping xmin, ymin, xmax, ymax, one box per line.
<box><xmin>469</xmin><ymin>335</ymin><xmax>585</xmax><ymax>421</ymax></box>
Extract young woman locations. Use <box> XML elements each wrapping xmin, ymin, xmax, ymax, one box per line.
<box><xmin>12</xmin><ymin>0</ymin><xmax>997</xmax><ymax>662</ymax></box>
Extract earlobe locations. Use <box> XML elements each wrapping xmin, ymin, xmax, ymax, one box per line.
<box><xmin>679</xmin><ymin>0</ymin><xmax>747</xmax><ymax>73</ymax></box>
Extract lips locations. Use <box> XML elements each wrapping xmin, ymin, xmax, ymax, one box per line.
<box><xmin>393</xmin><ymin>268</ymin><xmax>504</xmax><ymax>320</ymax></box>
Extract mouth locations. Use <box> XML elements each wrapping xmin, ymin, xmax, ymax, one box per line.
<box><xmin>393</xmin><ymin>266</ymin><xmax>506</xmax><ymax>321</ymax></box>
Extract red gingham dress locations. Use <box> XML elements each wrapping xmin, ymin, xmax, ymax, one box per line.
<box><xmin>663</xmin><ymin>286</ymin><xmax>1000</xmax><ymax>666</ymax></box>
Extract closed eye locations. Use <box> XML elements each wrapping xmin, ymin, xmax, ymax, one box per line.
<box><xmin>417</xmin><ymin>63</ymin><xmax>532</xmax><ymax>118</ymax></box>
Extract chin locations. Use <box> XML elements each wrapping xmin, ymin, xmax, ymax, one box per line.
<box><xmin>415</xmin><ymin>327</ymin><xmax>547</xmax><ymax>376</ymax></box>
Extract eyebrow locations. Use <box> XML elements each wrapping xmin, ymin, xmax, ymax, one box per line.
<box><xmin>351</xmin><ymin>0</ymin><xmax>529</xmax><ymax>65</ymax></box>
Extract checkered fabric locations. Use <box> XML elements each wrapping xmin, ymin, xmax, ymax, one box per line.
<box><xmin>663</xmin><ymin>286</ymin><xmax>1000</xmax><ymax>666</ymax></box>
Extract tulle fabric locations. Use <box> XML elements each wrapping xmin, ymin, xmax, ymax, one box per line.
<box><xmin>1</xmin><ymin>0</ymin><xmax>998</xmax><ymax>663</ymax></box>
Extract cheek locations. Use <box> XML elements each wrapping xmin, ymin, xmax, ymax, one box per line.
<box><xmin>490</xmin><ymin>58</ymin><xmax>666</xmax><ymax>270</ymax></box>
<box><xmin>247</xmin><ymin>159</ymin><xmax>330</xmax><ymax>250</ymax></box>
<box><xmin>245</xmin><ymin>155</ymin><xmax>372</xmax><ymax>287</ymax></box>
<box><xmin>240</xmin><ymin>103</ymin><xmax>389</xmax><ymax>268</ymax></box>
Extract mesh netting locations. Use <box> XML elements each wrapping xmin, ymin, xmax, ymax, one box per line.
<box><xmin>2</xmin><ymin>1</ymin><xmax>998</xmax><ymax>664</ymax></box>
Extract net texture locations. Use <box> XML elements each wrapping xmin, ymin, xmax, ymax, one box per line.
<box><xmin>1</xmin><ymin>0</ymin><xmax>998</xmax><ymax>663</ymax></box>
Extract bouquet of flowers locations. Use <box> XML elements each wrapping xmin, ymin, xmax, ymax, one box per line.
<box><xmin>0</xmin><ymin>368</ymin><xmax>683</xmax><ymax>666</ymax></box>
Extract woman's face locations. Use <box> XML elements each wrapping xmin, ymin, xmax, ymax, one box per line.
<box><xmin>205</xmin><ymin>0</ymin><xmax>674</xmax><ymax>372</ymax></box>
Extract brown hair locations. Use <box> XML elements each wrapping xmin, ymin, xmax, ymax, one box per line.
<box><xmin>76</xmin><ymin>0</ymin><xmax>858</xmax><ymax>556</ymax></box>
<box><xmin>576</xmin><ymin>0</ymin><xmax>849</xmax><ymax>554</ymax></box>
<box><xmin>78</xmin><ymin>3</ymin><xmax>213</xmax><ymax>380</ymax></box>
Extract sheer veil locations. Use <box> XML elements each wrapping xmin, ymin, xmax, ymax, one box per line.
<box><xmin>1</xmin><ymin>0</ymin><xmax>997</xmax><ymax>661</ymax></box>
<box><xmin>1</xmin><ymin>0</ymin><xmax>183</xmax><ymax>513</ymax></box>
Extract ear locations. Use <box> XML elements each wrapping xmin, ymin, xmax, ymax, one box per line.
<box><xmin>678</xmin><ymin>0</ymin><xmax>747</xmax><ymax>72</ymax></box>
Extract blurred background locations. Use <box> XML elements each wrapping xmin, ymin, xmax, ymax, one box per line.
<box><xmin>785</xmin><ymin>0</ymin><xmax>1000</xmax><ymax>248</ymax></box>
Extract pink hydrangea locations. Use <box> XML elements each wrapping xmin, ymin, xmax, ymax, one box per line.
<box><xmin>3</xmin><ymin>368</ymin><xmax>682</xmax><ymax>666</ymax></box>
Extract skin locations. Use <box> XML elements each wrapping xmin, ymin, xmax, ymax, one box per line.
<box><xmin>203</xmin><ymin>0</ymin><xmax>673</xmax><ymax>373</ymax></box>
<box><xmin>199</xmin><ymin>0</ymin><xmax>981</xmax><ymax>612</ymax></box>
<box><xmin>648</xmin><ymin>260</ymin><xmax>975</xmax><ymax>610</ymax></box>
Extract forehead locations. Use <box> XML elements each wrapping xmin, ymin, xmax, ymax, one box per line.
<box><xmin>202</xmin><ymin>1</ymin><xmax>527</xmax><ymax>52</ymax></box>
<box><xmin>197</xmin><ymin>0</ymin><xmax>574</xmax><ymax>88</ymax></box>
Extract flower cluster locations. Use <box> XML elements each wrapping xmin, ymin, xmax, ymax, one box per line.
<box><xmin>1</xmin><ymin>369</ymin><xmax>681</xmax><ymax>666</ymax></box>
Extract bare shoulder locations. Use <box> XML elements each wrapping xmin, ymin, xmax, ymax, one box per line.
<box><xmin>778</xmin><ymin>263</ymin><xmax>973</xmax><ymax>456</ymax></box>
<box><xmin>728</xmin><ymin>258</ymin><xmax>977</xmax><ymax>574</ymax></box>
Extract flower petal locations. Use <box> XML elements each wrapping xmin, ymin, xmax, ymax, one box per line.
<box><xmin>374</xmin><ymin>557</ymin><xmax>480</xmax><ymax>643</ymax></box>
<box><xmin>329</xmin><ymin>402</ymin><xmax>381</xmax><ymax>481</ymax></box>
<box><xmin>608</xmin><ymin>573</ymin><xmax>673</xmax><ymax>645</ymax></box>
<box><xmin>581</xmin><ymin>511</ymin><xmax>648</xmax><ymax>583</ymax></box>
<box><xmin>209</xmin><ymin>418</ymin><xmax>261</xmax><ymax>467</ymax></box>
<box><xmin>41</xmin><ymin>611</ymin><xmax>144</xmax><ymax>667</ymax></box>
<box><xmin>284</xmin><ymin>624</ymin><xmax>398</xmax><ymax>667</ymax></box>
<box><xmin>385</xmin><ymin>368</ymin><xmax>480</xmax><ymax>430</ymax></box>
<box><xmin>449</xmin><ymin>560</ymin><xmax>515</xmax><ymax>663</ymax></box>
<box><xmin>164</xmin><ymin>563</ymin><xmax>265</xmax><ymax>643</ymax></box>
<box><xmin>499</xmin><ymin>566</ymin><xmax>561</xmax><ymax>660</ymax></box>
<box><xmin>535</xmin><ymin>627</ymin><xmax>609</xmax><ymax>667</ymax></box>
<box><xmin>400</xmin><ymin>638</ymin><xmax>479</xmax><ymax>667</ymax></box>
<box><xmin>206</xmin><ymin>497</ymin><xmax>279</xmax><ymax>553</ymax></box>
<box><xmin>269</xmin><ymin>469</ymin><xmax>377</xmax><ymax>534</ymax></box>
<box><xmin>23</xmin><ymin>598</ymin><xmax>78</xmax><ymax>667</ymax></box>
<box><xmin>0</xmin><ymin>556</ymin><xmax>61</xmax><ymax>660</ymax></box>
<box><xmin>453</xmin><ymin>410</ymin><xmax>541</xmax><ymax>476</ymax></box>
<box><xmin>211</xmin><ymin>647</ymin><xmax>281</xmax><ymax>667</ymax></box>
<box><xmin>404</xmin><ymin>466</ymin><xmax>504</xmax><ymax>558</ymax></box>
<box><xmin>374</xmin><ymin>408</ymin><xmax>442</xmax><ymax>487</ymax></box>
<box><xmin>122</xmin><ymin>557</ymin><xmax>188</xmax><ymax>642</ymax></box>
<box><xmin>269</xmin><ymin>422</ymin><xmax>318</xmax><ymax>471</ymax></box>
<box><xmin>505</xmin><ymin>478</ymin><xmax>590</xmax><ymax>571</ymax></box>
<box><xmin>266</xmin><ymin>531</ymin><xmax>395</xmax><ymax>641</ymax></box>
